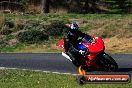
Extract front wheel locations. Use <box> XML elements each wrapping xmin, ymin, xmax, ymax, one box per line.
<box><xmin>98</xmin><ymin>53</ymin><xmax>118</xmax><ymax>72</ymax></box>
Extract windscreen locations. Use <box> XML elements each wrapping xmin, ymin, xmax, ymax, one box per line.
<box><xmin>82</xmin><ymin>35</ymin><xmax>94</xmax><ymax>44</ymax></box>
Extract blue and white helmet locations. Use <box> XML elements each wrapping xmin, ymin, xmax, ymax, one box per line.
<box><xmin>70</xmin><ymin>21</ymin><xmax>79</xmax><ymax>30</ymax></box>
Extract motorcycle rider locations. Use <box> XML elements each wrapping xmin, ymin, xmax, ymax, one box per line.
<box><xmin>64</xmin><ymin>21</ymin><xmax>89</xmax><ymax>67</ymax></box>
<box><xmin>64</xmin><ymin>21</ymin><xmax>86</xmax><ymax>53</ymax></box>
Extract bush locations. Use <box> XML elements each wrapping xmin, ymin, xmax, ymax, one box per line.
<box><xmin>0</xmin><ymin>35</ymin><xmax>8</xmax><ymax>48</ymax></box>
<box><xmin>0</xmin><ymin>26</ymin><xmax>12</xmax><ymax>35</ymax></box>
<box><xmin>17</xmin><ymin>30</ymin><xmax>49</xmax><ymax>44</ymax></box>
<box><xmin>0</xmin><ymin>16</ymin><xmax>5</xmax><ymax>29</ymax></box>
<box><xmin>5</xmin><ymin>19</ymin><xmax>14</xmax><ymax>28</ymax></box>
<box><xmin>0</xmin><ymin>18</ymin><xmax>14</xmax><ymax>35</ymax></box>
<box><xmin>14</xmin><ymin>19</ymin><xmax>25</xmax><ymax>31</ymax></box>
<box><xmin>0</xmin><ymin>29</ymin><xmax>12</xmax><ymax>35</ymax></box>
<box><xmin>24</xmin><ymin>20</ymin><xmax>41</xmax><ymax>30</ymax></box>
<box><xmin>14</xmin><ymin>19</ymin><xmax>42</xmax><ymax>32</ymax></box>
<box><xmin>43</xmin><ymin>20</ymin><xmax>66</xmax><ymax>36</ymax></box>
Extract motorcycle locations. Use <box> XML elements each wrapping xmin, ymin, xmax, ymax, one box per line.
<box><xmin>58</xmin><ymin>34</ymin><xmax>118</xmax><ymax>76</ymax></box>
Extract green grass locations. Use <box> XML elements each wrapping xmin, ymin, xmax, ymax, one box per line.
<box><xmin>0</xmin><ymin>69</ymin><xmax>131</xmax><ymax>88</ymax></box>
<box><xmin>0</xmin><ymin>43</ymin><xmax>26</xmax><ymax>52</ymax></box>
<box><xmin>0</xmin><ymin>13</ymin><xmax>131</xmax><ymax>22</ymax></box>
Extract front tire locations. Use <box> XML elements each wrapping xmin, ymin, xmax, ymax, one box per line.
<box><xmin>98</xmin><ymin>53</ymin><xmax>118</xmax><ymax>72</ymax></box>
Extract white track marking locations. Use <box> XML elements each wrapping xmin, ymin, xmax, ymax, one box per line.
<box><xmin>0</xmin><ymin>67</ymin><xmax>78</xmax><ymax>76</ymax></box>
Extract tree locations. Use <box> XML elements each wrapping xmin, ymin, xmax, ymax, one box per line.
<box><xmin>84</xmin><ymin>0</ymin><xmax>89</xmax><ymax>13</ymax></box>
<box><xmin>41</xmin><ymin>0</ymin><xmax>50</xmax><ymax>13</ymax></box>
<box><xmin>104</xmin><ymin>0</ymin><xmax>131</xmax><ymax>13</ymax></box>
<box><xmin>116</xmin><ymin>0</ymin><xmax>131</xmax><ymax>13</ymax></box>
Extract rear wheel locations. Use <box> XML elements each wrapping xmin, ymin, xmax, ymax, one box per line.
<box><xmin>98</xmin><ymin>53</ymin><xmax>118</xmax><ymax>72</ymax></box>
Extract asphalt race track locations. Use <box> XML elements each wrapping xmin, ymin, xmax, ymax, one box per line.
<box><xmin>0</xmin><ymin>53</ymin><xmax>132</xmax><ymax>76</ymax></box>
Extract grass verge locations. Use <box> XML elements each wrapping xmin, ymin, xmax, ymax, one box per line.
<box><xmin>0</xmin><ymin>69</ymin><xmax>131</xmax><ymax>88</ymax></box>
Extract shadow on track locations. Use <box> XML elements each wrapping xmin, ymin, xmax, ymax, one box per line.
<box><xmin>85</xmin><ymin>68</ymin><xmax>132</xmax><ymax>72</ymax></box>
<box><xmin>118</xmin><ymin>68</ymin><xmax>132</xmax><ymax>72</ymax></box>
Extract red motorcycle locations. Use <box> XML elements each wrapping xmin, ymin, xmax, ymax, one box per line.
<box><xmin>58</xmin><ymin>34</ymin><xmax>118</xmax><ymax>75</ymax></box>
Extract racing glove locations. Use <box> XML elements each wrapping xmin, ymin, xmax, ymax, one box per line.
<box><xmin>79</xmin><ymin>49</ymin><xmax>89</xmax><ymax>56</ymax></box>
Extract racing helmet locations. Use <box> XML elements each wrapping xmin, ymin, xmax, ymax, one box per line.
<box><xmin>70</xmin><ymin>21</ymin><xmax>79</xmax><ymax>30</ymax></box>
